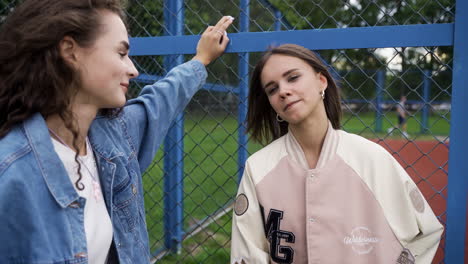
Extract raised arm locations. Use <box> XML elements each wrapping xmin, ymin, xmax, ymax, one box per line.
<box><xmin>123</xmin><ymin>16</ymin><xmax>234</xmax><ymax>171</ymax></box>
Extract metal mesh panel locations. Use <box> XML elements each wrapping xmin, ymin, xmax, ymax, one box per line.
<box><xmin>127</xmin><ymin>1</ymin><xmax>454</xmax><ymax>263</ymax></box>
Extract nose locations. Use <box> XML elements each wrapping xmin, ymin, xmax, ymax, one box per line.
<box><xmin>127</xmin><ymin>58</ymin><xmax>139</xmax><ymax>78</ymax></box>
<box><xmin>278</xmin><ymin>85</ymin><xmax>292</xmax><ymax>99</ymax></box>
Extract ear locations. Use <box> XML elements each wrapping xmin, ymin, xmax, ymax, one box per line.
<box><xmin>318</xmin><ymin>72</ymin><xmax>328</xmax><ymax>91</ymax></box>
<box><xmin>59</xmin><ymin>36</ymin><xmax>79</xmax><ymax>66</ymax></box>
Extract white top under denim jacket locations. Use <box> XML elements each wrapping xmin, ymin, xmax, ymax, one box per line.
<box><xmin>0</xmin><ymin>60</ymin><xmax>207</xmax><ymax>264</ymax></box>
<box><xmin>51</xmin><ymin>136</ymin><xmax>113</xmax><ymax>264</ymax></box>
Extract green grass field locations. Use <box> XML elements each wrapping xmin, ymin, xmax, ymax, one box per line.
<box><xmin>143</xmin><ymin>110</ymin><xmax>450</xmax><ymax>263</ymax></box>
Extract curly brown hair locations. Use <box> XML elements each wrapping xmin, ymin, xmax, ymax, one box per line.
<box><xmin>0</xmin><ymin>0</ymin><xmax>127</xmax><ymax>189</ymax></box>
<box><xmin>247</xmin><ymin>44</ymin><xmax>342</xmax><ymax>144</ymax></box>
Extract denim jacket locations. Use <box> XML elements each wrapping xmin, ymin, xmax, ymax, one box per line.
<box><xmin>0</xmin><ymin>60</ymin><xmax>207</xmax><ymax>264</ymax></box>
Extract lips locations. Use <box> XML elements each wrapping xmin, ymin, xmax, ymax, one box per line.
<box><xmin>284</xmin><ymin>100</ymin><xmax>300</xmax><ymax>111</ymax></box>
<box><xmin>120</xmin><ymin>83</ymin><xmax>129</xmax><ymax>93</ymax></box>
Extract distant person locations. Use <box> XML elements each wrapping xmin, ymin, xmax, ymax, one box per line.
<box><xmin>387</xmin><ymin>95</ymin><xmax>409</xmax><ymax>138</ymax></box>
<box><xmin>230</xmin><ymin>44</ymin><xmax>443</xmax><ymax>264</ymax></box>
<box><xmin>0</xmin><ymin>0</ymin><xmax>233</xmax><ymax>262</ymax></box>
<box><xmin>397</xmin><ymin>95</ymin><xmax>409</xmax><ymax>137</ymax></box>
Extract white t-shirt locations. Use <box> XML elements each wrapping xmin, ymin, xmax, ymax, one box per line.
<box><xmin>52</xmin><ymin>137</ymin><xmax>113</xmax><ymax>264</ymax></box>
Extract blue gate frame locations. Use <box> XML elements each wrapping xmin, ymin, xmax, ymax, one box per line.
<box><xmin>129</xmin><ymin>0</ymin><xmax>468</xmax><ymax>262</ymax></box>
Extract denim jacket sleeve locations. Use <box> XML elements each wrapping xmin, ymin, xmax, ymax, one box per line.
<box><xmin>123</xmin><ymin>60</ymin><xmax>207</xmax><ymax>172</ymax></box>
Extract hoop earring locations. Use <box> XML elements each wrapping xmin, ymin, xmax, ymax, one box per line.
<box><xmin>276</xmin><ymin>113</ymin><xmax>285</xmax><ymax>122</ymax></box>
<box><xmin>320</xmin><ymin>90</ymin><xmax>325</xmax><ymax>100</ymax></box>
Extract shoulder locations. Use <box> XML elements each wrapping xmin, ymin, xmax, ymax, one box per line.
<box><xmin>336</xmin><ymin>130</ymin><xmax>400</xmax><ymax>175</ymax></box>
<box><xmin>336</xmin><ymin>130</ymin><xmax>407</xmax><ymax>185</ymax></box>
<box><xmin>245</xmin><ymin>135</ymin><xmax>288</xmax><ymax>185</ymax></box>
<box><xmin>90</xmin><ymin>114</ymin><xmax>136</xmax><ymax>158</ymax></box>
<box><xmin>337</xmin><ymin>130</ymin><xmax>392</xmax><ymax>161</ymax></box>
<box><xmin>91</xmin><ymin>112</ymin><xmax>137</xmax><ymax>143</ymax></box>
<box><xmin>90</xmin><ymin>115</ymin><xmax>125</xmax><ymax>143</ymax></box>
<box><xmin>91</xmin><ymin>114</ymin><xmax>124</xmax><ymax>133</ymax></box>
<box><xmin>248</xmin><ymin>135</ymin><xmax>287</xmax><ymax>164</ymax></box>
<box><xmin>0</xmin><ymin>125</ymin><xmax>32</xmax><ymax>176</ymax></box>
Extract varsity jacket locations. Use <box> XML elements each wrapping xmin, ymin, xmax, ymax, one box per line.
<box><xmin>231</xmin><ymin>122</ymin><xmax>443</xmax><ymax>264</ymax></box>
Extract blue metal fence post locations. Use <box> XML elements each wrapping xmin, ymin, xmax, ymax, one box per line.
<box><xmin>274</xmin><ymin>9</ymin><xmax>281</xmax><ymax>31</ymax></box>
<box><xmin>237</xmin><ymin>0</ymin><xmax>250</xmax><ymax>183</ymax></box>
<box><xmin>163</xmin><ymin>0</ymin><xmax>185</xmax><ymax>254</ymax></box>
<box><xmin>446</xmin><ymin>0</ymin><xmax>468</xmax><ymax>262</ymax></box>
<box><xmin>260</xmin><ymin>0</ymin><xmax>293</xmax><ymax>30</ymax></box>
<box><xmin>375</xmin><ymin>70</ymin><xmax>385</xmax><ymax>133</ymax></box>
<box><xmin>421</xmin><ymin>70</ymin><xmax>431</xmax><ymax>134</ymax></box>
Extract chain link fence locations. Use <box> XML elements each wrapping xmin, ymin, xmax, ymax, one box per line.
<box><xmin>2</xmin><ymin>0</ymin><xmax>464</xmax><ymax>263</ymax></box>
<box><xmin>126</xmin><ymin>1</ymin><xmax>457</xmax><ymax>263</ymax></box>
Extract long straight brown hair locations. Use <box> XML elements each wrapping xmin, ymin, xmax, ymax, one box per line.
<box><xmin>247</xmin><ymin>44</ymin><xmax>342</xmax><ymax>145</ymax></box>
<box><xmin>0</xmin><ymin>0</ymin><xmax>127</xmax><ymax>189</ymax></box>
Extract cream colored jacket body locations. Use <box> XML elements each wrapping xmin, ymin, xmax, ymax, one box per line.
<box><xmin>231</xmin><ymin>123</ymin><xmax>443</xmax><ymax>264</ymax></box>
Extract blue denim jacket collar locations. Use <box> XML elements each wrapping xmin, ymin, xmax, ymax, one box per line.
<box><xmin>89</xmin><ymin>120</ymin><xmax>126</xmax><ymax>161</ymax></box>
<box><xmin>23</xmin><ymin>112</ymin><xmax>132</xmax><ymax>204</ymax></box>
<box><xmin>88</xmin><ymin>120</ymin><xmax>127</xmax><ymax>220</ymax></box>
<box><xmin>22</xmin><ymin>113</ymin><xmax>129</xmax><ymax>210</ymax></box>
<box><xmin>23</xmin><ymin>113</ymin><xmax>79</xmax><ymax>209</ymax></box>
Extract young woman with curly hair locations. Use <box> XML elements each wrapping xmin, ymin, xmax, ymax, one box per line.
<box><xmin>0</xmin><ymin>0</ymin><xmax>233</xmax><ymax>262</ymax></box>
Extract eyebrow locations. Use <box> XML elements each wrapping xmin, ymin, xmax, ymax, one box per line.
<box><xmin>263</xmin><ymin>68</ymin><xmax>299</xmax><ymax>90</ymax></box>
<box><xmin>120</xmin><ymin>41</ymin><xmax>130</xmax><ymax>50</ymax></box>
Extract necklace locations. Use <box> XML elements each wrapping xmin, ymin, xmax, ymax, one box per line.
<box><xmin>48</xmin><ymin>128</ymin><xmax>102</xmax><ymax>202</ymax></box>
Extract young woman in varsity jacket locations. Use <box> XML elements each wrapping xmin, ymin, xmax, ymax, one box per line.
<box><xmin>230</xmin><ymin>44</ymin><xmax>443</xmax><ymax>264</ymax></box>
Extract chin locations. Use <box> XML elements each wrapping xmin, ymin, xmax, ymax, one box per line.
<box><xmin>283</xmin><ymin>115</ymin><xmax>302</xmax><ymax>124</ymax></box>
<box><xmin>115</xmin><ymin>95</ymin><xmax>128</xmax><ymax>106</ymax></box>
<box><xmin>286</xmin><ymin>120</ymin><xmax>300</xmax><ymax>126</ymax></box>
<box><xmin>103</xmin><ymin>98</ymin><xmax>127</xmax><ymax>109</ymax></box>
<box><xmin>115</xmin><ymin>101</ymin><xmax>127</xmax><ymax>108</ymax></box>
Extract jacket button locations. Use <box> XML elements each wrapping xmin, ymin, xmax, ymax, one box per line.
<box><xmin>69</xmin><ymin>201</ymin><xmax>80</xmax><ymax>208</ymax></box>
<box><xmin>75</xmin><ymin>252</ymin><xmax>87</xmax><ymax>258</ymax></box>
<box><xmin>132</xmin><ymin>184</ymin><xmax>137</xmax><ymax>195</ymax></box>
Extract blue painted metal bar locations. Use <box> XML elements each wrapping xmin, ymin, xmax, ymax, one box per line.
<box><xmin>446</xmin><ymin>0</ymin><xmax>468</xmax><ymax>262</ymax></box>
<box><xmin>201</xmin><ymin>84</ymin><xmax>238</xmax><ymax>94</ymax></box>
<box><xmin>133</xmin><ymin>74</ymin><xmax>449</xmax><ymax>107</ymax></box>
<box><xmin>162</xmin><ymin>0</ymin><xmax>184</xmax><ymax>254</ymax></box>
<box><xmin>134</xmin><ymin>73</ymin><xmax>164</xmax><ymax>83</ymax></box>
<box><xmin>133</xmin><ymin>75</ymin><xmax>449</xmax><ymax>107</ymax></box>
<box><xmin>374</xmin><ymin>70</ymin><xmax>385</xmax><ymax>133</ymax></box>
<box><xmin>130</xmin><ymin>23</ymin><xmax>453</xmax><ymax>56</ymax></box>
<box><xmin>237</xmin><ymin>0</ymin><xmax>250</xmax><ymax>183</ymax></box>
<box><xmin>421</xmin><ymin>70</ymin><xmax>431</xmax><ymax>134</ymax></box>
<box><xmin>339</xmin><ymin>99</ymin><xmax>449</xmax><ymax>105</ymax></box>
<box><xmin>134</xmin><ymin>74</ymin><xmax>239</xmax><ymax>93</ymax></box>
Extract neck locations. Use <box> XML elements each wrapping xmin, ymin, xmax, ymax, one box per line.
<box><xmin>289</xmin><ymin>112</ymin><xmax>329</xmax><ymax>168</ymax></box>
<box><xmin>46</xmin><ymin>103</ymin><xmax>98</xmax><ymax>155</ymax></box>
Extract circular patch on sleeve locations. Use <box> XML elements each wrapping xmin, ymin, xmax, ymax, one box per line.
<box><xmin>409</xmin><ymin>188</ymin><xmax>425</xmax><ymax>213</ymax></box>
<box><xmin>396</xmin><ymin>248</ymin><xmax>415</xmax><ymax>264</ymax></box>
<box><xmin>234</xmin><ymin>193</ymin><xmax>249</xmax><ymax>216</ymax></box>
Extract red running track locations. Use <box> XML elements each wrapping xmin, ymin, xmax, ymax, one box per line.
<box><xmin>374</xmin><ymin>139</ymin><xmax>467</xmax><ymax>263</ymax></box>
